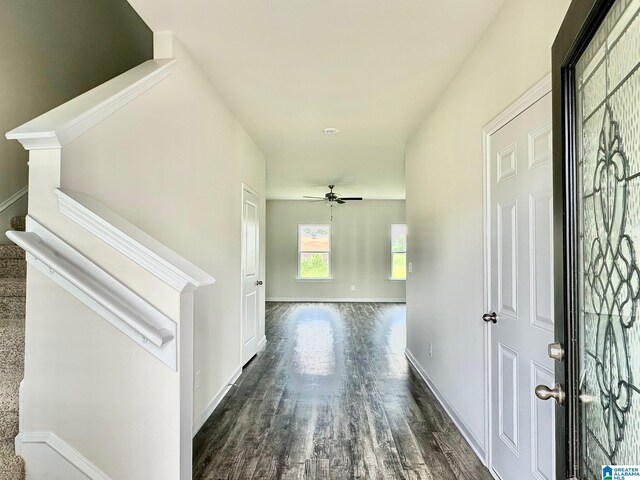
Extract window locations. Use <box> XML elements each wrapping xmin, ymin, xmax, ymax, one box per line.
<box><xmin>298</xmin><ymin>224</ymin><xmax>331</xmax><ymax>279</ymax></box>
<box><xmin>391</xmin><ymin>224</ymin><xmax>407</xmax><ymax>280</ymax></box>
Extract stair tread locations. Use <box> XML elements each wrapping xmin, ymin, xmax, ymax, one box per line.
<box><xmin>0</xmin><ymin>411</ymin><xmax>18</xmax><ymax>442</ymax></box>
<box><xmin>0</xmin><ymin>370</ymin><xmax>22</xmax><ymax>412</ymax></box>
<box><xmin>0</xmin><ymin>279</ymin><xmax>26</xmax><ymax>298</ymax></box>
<box><xmin>0</xmin><ymin>246</ymin><xmax>24</xmax><ymax>260</ymax></box>
<box><xmin>0</xmin><ymin>319</ymin><xmax>24</xmax><ymax>374</ymax></box>
<box><xmin>0</xmin><ymin>298</ymin><xmax>25</xmax><ymax>320</ymax></box>
<box><xmin>0</xmin><ymin>223</ymin><xmax>25</xmax><ymax>480</ymax></box>
<box><xmin>9</xmin><ymin>216</ymin><xmax>25</xmax><ymax>233</ymax></box>
<box><xmin>0</xmin><ymin>259</ymin><xmax>26</xmax><ymax>280</ymax></box>
<box><xmin>0</xmin><ymin>442</ymin><xmax>25</xmax><ymax>479</ymax></box>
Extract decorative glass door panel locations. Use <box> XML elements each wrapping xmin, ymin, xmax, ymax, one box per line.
<box><xmin>576</xmin><ymin>0</ymin><xmax>640</xmax><ymax>477</ymax></box>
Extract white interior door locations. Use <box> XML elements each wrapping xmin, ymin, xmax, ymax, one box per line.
<box><xmin>488</xmin><ymin>92</ymin><xmax>555</xmax><ymax>480</ymax></box>
<box><xmin>242</xmin><ymin>186</ymin><xmax>260</xmax><ymax>365</ymax></box>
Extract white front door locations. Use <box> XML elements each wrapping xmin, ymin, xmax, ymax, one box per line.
<box><xmin>242</xmin><ymin>186</ymin><xmax>260</xmax><ymax>365</ymax></box>
<box><xmin>488</xmin><ymin>92</ymin><xmax>555</xmax><ymax>480</ymax></box>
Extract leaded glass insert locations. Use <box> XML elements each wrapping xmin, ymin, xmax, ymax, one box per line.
<box><xmin>576</xmin><ymin>0</ymin><xmax>640</xmax><ymax>478</ymax></box>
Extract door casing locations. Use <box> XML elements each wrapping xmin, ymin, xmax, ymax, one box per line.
<box><xmin>483</xmin><ymin>74</ymin><xmax>552</xmax><ymax>473</ymax></box>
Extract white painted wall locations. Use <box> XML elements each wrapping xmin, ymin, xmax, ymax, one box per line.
<box><xmin>266</xmin><ymin>200</ymin><xmax>405</xmax><ymax>302</ymax></box>
<box><xmin>62</xmin><ymin>37</ymin><xmax>267</xmax><ymax>436</ymax></box>
<box><xmin>19</xmin><ymin>38</ymin><xmax>265</xmax><ymax>479</ymax></box>
<box><xmin>405</xmin><ymin>0</ymin><xmax>569</xmax><ymax>458</ymax></box>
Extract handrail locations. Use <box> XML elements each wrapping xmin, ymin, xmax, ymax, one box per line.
<box><xmin>8</xmin><ymin>230</ymin><xmax>173</xmax><ymax>348</ymax></box>
<box><xmin>5</xmin><ymin>216</ymin><xmax>178</xmax><ymax>369</ymax></box>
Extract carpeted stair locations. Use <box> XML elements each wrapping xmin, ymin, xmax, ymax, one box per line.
<box><xmin>0</xmin><ymin>216</ymin><xmax>27</xmax><ymax>478</ymax></box>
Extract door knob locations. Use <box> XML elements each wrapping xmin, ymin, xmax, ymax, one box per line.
<box><xmin>256</xmin><ymin>280</ymin><xmax>263</xmax><ymax>286</ymax></box>
<box><xmin>482</xmin><ymin>312</ymin><xmax>497</xmax><ymax>324</ymax></box>
<box><xmin>535</xmin><ymin>383</ymin><xmax>565</xmax><ymax>405</ymax></box>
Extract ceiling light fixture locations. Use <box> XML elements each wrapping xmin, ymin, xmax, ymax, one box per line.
<box><xmin>323</xmin><ymin>127</ymin><xmax>340</xmax><ymax>135</ymax></box>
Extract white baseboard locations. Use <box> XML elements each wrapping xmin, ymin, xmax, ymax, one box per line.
<box><xmin>192</xmin><ymin>366</ymin><xmax>242</xmax><ymax>437</ymax></box>
<box><xmin>16</xmin><ymin>431</ymin><xmax>111</xmax><ymax>480</ymax></box>
<box><xmin>266</xmin><ymin>297</ymin><xmax>406</xmax><ymax>303</ymax></box>
<box><xmin>257</xmin><ymin>335</ymin><xmax>267</xmax><ymax>352</ymax></box>
<box><xmin>0</xmin><ymin>185</ymin><xmax>28</xmax><ymax>215</ymax></box>
<box><xmin>405</xmin><ymin>348</ymin><xmax>487</xmax><ymax>464</ymax></box>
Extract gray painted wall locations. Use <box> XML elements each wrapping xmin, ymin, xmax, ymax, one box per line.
<box><xmin>266</xmin><ymin>200</ymin><xmax>406</xmax><ymax>301</ymax></box>
<box><xmin>0</xmin><ymin>0</ymin><xmax>153</xmax><ymax>241</ymax></box>
<box><xmin>405</xmin><ymin>0</ymin><xmax>570</xmax><ymax>455</ymax></box>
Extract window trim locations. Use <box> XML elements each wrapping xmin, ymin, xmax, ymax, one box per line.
<box><xmin>390</xmin><ymin>223</ymin><xmax>407</xmax><ymax>281</ymax></box>
<box><xmin>297</xmin><ymin>224</ymin><xmax>332</xmax><ymax>280</ymax></box>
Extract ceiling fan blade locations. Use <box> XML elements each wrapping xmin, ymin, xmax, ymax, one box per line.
<box><xmin>302</xmin><ymin>196</ymin><xmax>325</xmax><ymax>199</ymax></box>
<box><xmin>340</xmin><ymin>197</ymin><xmax>363</xmax><ymax>201</ymax></box>
<box><xmin>336</xmin><ymin>199</ymin><xmax>346</xmax><ymax>204</ymax></box>
<box><xmin>307</xmin><ymin>199</ymin><xmax>326</xmax><ymax>203</ymax></box>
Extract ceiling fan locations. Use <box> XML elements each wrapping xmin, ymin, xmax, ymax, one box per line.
<box><xmin>303</xmin><ymin>185</ymin><xmax>363</xmax><ymax>205</ymax></box>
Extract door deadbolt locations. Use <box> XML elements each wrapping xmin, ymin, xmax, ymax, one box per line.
<box><xmin>482</xmin><ymin>312</ymin><xmax>497</xmax><ymax>324</ymax></box>
<box><xmin>535</xmin><ymin>383</ymin><xmax>565</xmax><ymax>405</ymax></box>
<box><xmin>548</xmin><ymin>342</ymin><xmax>564</xmax><ymax>361</ymax></box>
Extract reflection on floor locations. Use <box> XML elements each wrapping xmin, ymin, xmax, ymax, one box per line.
<box><xmin>193</xmin><ymin>302</ymin><xmax>492</xmax><ymax>480</ymax></box>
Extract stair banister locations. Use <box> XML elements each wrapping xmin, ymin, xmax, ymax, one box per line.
<box><xmin>6</xmin><ymin>216</ymin><xmax>178</xmax><ymax>368</ymax></box>
<box><xmin>4</xmin><ymin>49</ymin><xmax>197</xmax><ymax>479</ymax></box>
<box><xmin>7</xmin><ymin>231</ymin><xmax>172</xmax><ymax>348</ymax></box>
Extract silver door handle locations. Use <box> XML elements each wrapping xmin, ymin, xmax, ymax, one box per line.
<box><xmin>535</xmin><ymin>383</ymin><xmax>565</xmax><ymax>405</ymax></box>
<box><xmin>482</xmin><ymin>312</ymin><xmax>497</xmax><ymax>324</ymax></box>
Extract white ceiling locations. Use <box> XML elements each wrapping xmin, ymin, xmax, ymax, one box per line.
<box><xmin>127</xmin><ymin>0</ymin><xmax>505</xmax><ymax>199</ymax></box>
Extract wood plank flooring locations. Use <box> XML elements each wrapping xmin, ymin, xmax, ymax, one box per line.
<box><xmin>193</xmin><ymin>302</ymin><xmax>493</xmax><ymax>480</ymax></box>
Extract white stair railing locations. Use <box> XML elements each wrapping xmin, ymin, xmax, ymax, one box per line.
<box><xmin>4</xmin><ymin>54</ymin><xmax>206</xmax><ymax>480</ymax></box>
<box><xmin>8</xmin><ymin>217</ymin><xmax>178</xmax><ymax>367</ymax></box>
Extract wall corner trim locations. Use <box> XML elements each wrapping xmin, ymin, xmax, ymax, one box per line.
<box><xmin>193</xmin><ymin>366</ymin><xmax>243</xmax><ymax>437</ymax></box>
<box><xmin>16</xmin><ymin>431</ymin><xmax>113</xmax><ymax>480</ymax></box>
<box><xmin>5</xmin><ymin>59</ymin><xmax>176</xmax><ymax>151</ymax></box>
<box><xmin>404</xmin><ymin>348</ymin><xmax>487</xmax><ymax>465</ymax></box>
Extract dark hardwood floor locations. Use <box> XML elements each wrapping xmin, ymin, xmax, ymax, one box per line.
<box><xmin>193</xmin><ymin>302</ymin><xmax>492</xmax><ymax>480</ymax></box>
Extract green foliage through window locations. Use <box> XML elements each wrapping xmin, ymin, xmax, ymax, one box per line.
<box><xmin>392</xmin><ymin>253</ymin><xmax>407</xmax><ymax>279</ymax></box>
<box><xmin>298</xmin><ymin>225</ymin><xmax>331</xmax><ymax>278</ymax></box>
<box><xmin>299</xmin><ymin>253</ymin><xmax>330</xmax><ymax>278</ymax></box>
<box><xmin>391</xmin><ymin>225</ymin><xmax>407</xmax><ymax>279</ymax></box>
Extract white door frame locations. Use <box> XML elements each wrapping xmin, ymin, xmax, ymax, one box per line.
<box><xmin>482</xmin><ymin>74</ymin><xmax>552</xmax><ymax>473</ymax></box>
<box><xmin>240</xmin><ymin>182</ymin><xmax>262</xmax><ymax>365</ymax></box>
